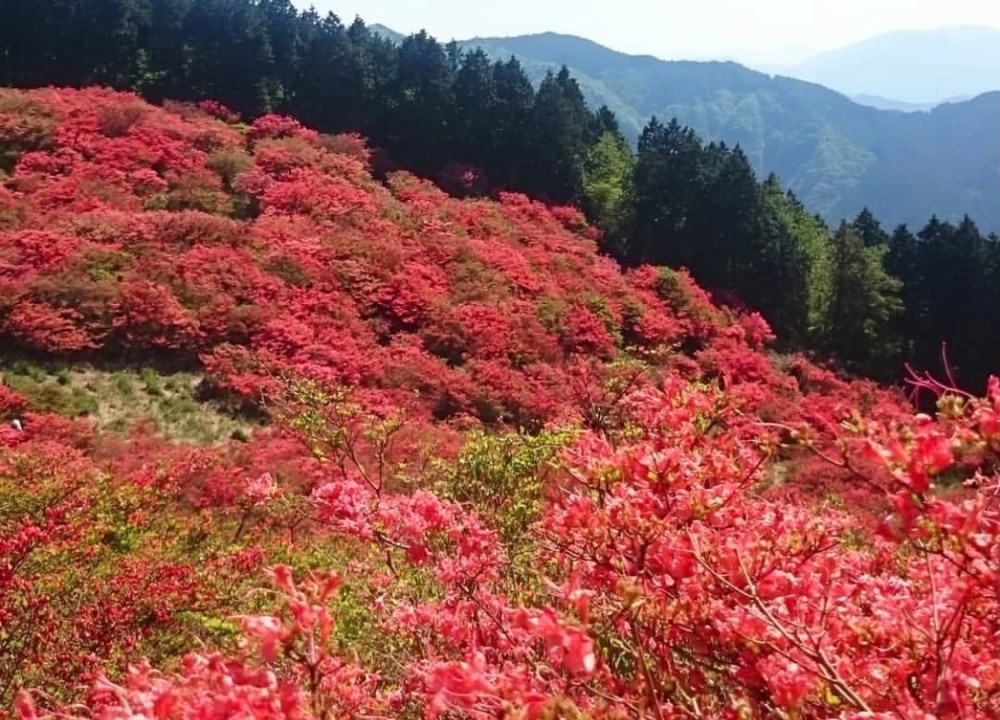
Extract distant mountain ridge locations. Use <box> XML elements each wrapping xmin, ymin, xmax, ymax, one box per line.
<box><xmin>848</xmin><ymin>95</ymin><xmax>970</xmax><ymax>113</ymax></box>
<box><xmin>772</xmin><ymin>26</ymin><xmax>1000</xmax><ymax>106</ymax></box>
<box><xmin>450</xmin><ymin>31</ymin><xmax>999</xmax><ymax>232</ymax></box>
<box><xmin>370</xmin><ymin>23</ymin><xmax>406</xmax><ymax>44</ymax></box>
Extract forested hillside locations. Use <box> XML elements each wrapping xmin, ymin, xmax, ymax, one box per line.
<box><xmin>0</xmin><ymin>0</ymin><xmax>615</xmax><ymax>207</ymax></box>
<box><xmin>2</xmin><ymin>85</ymin><xmax>999</xmax><ymax>720</ymax></box>
<box><xmin>460</xmin><ymin>32</ymin><xmax>1000</xmax><ymax>231</ymax></box>
<box><xmin>3</xmin><ymin>1</ymin><xmax>998</xmax><ymax>233</ymax></box>
<box><xmin>613</xmin><ymin>119</ymin><xmax>1000</xmax><ymax>394</ymax></box>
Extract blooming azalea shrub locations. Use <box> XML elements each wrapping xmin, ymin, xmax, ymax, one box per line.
<box><xmin>0</xmin><ymin>87</ymin><xmax>800</xmax><ymax>429</ymax></box>
<box><xmin>0</xmin><ymin>434</ymin><xmax>261</xmax><ymax>710</ymax></box>
<box><xmin>196</xmin><ymin>100</ymin><xmax>241</xmax><ymax>124</ymax></box>
<box><xmin>2</xmin><ymin>88</ymin><xmax>998</xmax><ymax>720</ymax></box>
<box><xmin>11</xmin><ymin>373</ymin><xmax>1000</xmax><ymax>719</ymax></box>
<box><xmin>534</xmin><ymin>376</ymin><xmax>1000</xmax><ymax>718</ymax></box>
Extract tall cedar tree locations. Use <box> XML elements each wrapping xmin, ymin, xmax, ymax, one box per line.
<box><xmin>524</xmin><ymin>67</ymin><xmax>595</xmax><ymax>205</ymax></box>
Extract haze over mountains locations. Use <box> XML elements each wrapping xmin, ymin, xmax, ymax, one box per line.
<box><xmin>761</xmin><ymin>26</ymin><xmax>1000</xmax><ymax>107</ymax></box>
<box><xmin>410</xmin><ymin>29</ymin><xmax>997</xmax><ymax>233</ymax></box>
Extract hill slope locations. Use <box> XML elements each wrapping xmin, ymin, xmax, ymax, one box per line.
<box><xmin>459</xmin><ymin>32</ymin><xmax>1000</xmax><ymax>231</ymax></box>
<box><xmin>0</xmin><ymin>86</ymin><xmax>795</xmax><ymax>431</ymax></box>
<box><xmin>2</xmin><ymin>88</ymin><xmax>1000</xmax><ymax>720</ymax></box>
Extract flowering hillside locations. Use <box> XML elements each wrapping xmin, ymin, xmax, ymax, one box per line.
<box><xmin>1</xmin><ymin>88</ymin><xmax>998</xmax><ymax>719</ymax></box>
<box><xmin>0</xmin><ymin>88</ymin><xmax>776</xmax><ymax>426</ymax></box>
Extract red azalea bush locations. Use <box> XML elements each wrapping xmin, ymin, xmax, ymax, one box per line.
<box><xmin>1</xmin><ymin>88</ymin><xmax>997</xmax><ymax>719</ymax></box>
<box><xmin>10</xmin><ymin>373</ymin><xmax>1000</xmax><ymax>719</ymax></box>
<box><xmin>0</xmin><ymin>87</ymin><xmax>795</xmax><ymax>426</ymax></box>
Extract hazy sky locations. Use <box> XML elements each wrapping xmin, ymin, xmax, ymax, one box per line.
<box><xmin>298</xmin><ymin>0</ymin><xmax>1000</xmax><ymax>65</ymax></box>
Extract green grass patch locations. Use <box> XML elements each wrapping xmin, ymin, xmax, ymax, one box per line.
<box><xmin>0</xmin><ymin>360</ymin><xmax>256</xmax><ymax>444</ymax></box>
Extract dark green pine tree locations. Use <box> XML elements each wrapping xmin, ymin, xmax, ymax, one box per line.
<box><xmin>386</xmin><ymin>31</ymin><xmax>456</xmax><ymax>175</ymax></box>
<box><xmin>912</xmin><ymin>218</ymin><xmax>959</xmax><ymax>376</ymax></box>
<box><xmin>747</xmin><ymin>174</ymin><xmax>825</xmax><ymax>345</ymax></box>
<box><xmin>0</xmin><ymin>0</ymin><xmax>152</xmax><ymax>88</ymax></box>
<box><xmin>525</xmin><ymin>66</ymin><xmax>594</xmax><ymax>205</ymax></box>
<box><xmin>255</xmin><ymin>0</ymin><xmax>307</xmax><ymax>108</ymax></box>
<box><xmin>886</xmin><ymin>224</ymin><xmax>919</xmax><ymax>280</ymax></box>
<box><xmin>180</xmin><ymin>0</ymin><xmax>278</xmax><ymax>115</ymax></box>
<box><xmin>349</xmin><ymin>20</ymin><xmax>400</xmax><ymax>142</ymax></box>
<box><xmin>624</xmin><ymin>117</ymin><xmax>706</xmax><ymax>267</ymax></box>
<box><xmin>851</xmin><ymin>207</ymin><xmax>890</xmax><ymax>248</ymax></box>
<box><xmin>952</xmin><ymin>216</ymin><xmax>998</xmax><ymax>389</ymax></box>
<box><xmin>285</xmin><ymin>14</ymin><xmax>386</xmax><ymax>135</ymax></box>
<box><xmin>590</xmin><ymin>105</ymin><xmax>621</xmax><ymax>137</ymax></box>
<box><xmin>79</xmin><ymin>0</ymin><xmax>153</xmax><ymax>87</ymax></box>
<box><xmin>911</xmin><ymin>216</ymin><xmax>996</xmax><ymax>388</ymax></box>
<box><xmin>884</xmin><ymin>223</ymin><xmax>920</xmax><ymax>364</ymax></box>
<box><xmin>488</xmin><ymin>57</ymin><xmax>535</xmax><ymax>189</ymax></box>
<box><xmin>285</xmin><ymin>13</ymin><xmax>349</xmax><ymax>130</ymax></box>
<box><xmin>142</xmin><ymin>0</ymin><xmax>194</xmax><ymax>102</ymax></box>
<box><xmin>0</xmin><ymin>0</ymin><xmax>50</xmax><ymax>85</ymax></box>
<box><xmin>697</xmin><ymin>144</ymin><xmax>761</xmax><ymax>292</ymax></box>
<box><xmin>987</xmin><ymin>234</ymin><xmax>1000</xmax><ymax>389</ymax></box>
<box><xmin>452</xmin><ymin>49</ymin><xmax>497</xmax><ymax>169</ymax></box>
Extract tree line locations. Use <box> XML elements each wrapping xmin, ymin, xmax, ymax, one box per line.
<box><xmin>601</xmin><ymin>119</ymin><xmax>1000</xmax><ymax>392</ymax></box>
<box><xmin>1</xmin><ymin>0</ymin><xmax>997</xmax><ymax>390</ymax></box>
<box><xmin>0</xmin><ymin>0</ymin><xmax>613</xmax><ymax>206</ymax></box>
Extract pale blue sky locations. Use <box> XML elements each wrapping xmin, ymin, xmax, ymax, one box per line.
<box><xmin>296</xmin><ymin>0</ymin><xmax>1000</xmax><ymax>65</ymax></box>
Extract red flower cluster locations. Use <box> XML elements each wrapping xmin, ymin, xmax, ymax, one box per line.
<box><xmin>1</xmin><ymin>88</ymin><xmax>996</xmax><ymax>719</ymax></box>
<box><xmin>1</xmin><ymin>87</ymin><xmax>793</xmax><ymax>431</ymax></box>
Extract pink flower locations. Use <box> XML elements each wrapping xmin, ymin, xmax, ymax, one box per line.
<box><xmin>245</xmin><ymin>471</ymin><xmax>278</xmax><ymax>505</ymax></box>
<box><xmin>241</xmin><ymin>615</ymin><xmax>285</xmax><ymax>662</ymax></box>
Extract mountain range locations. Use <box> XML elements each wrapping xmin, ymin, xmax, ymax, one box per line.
<box><xmin>762</xmin><ymin>26</ymin><xmax>1000</xmax><ymax>107</ymax></box>
<box><xmin>453</xmin><ymin>32</ymin><xmax>1000</xmax><ymax>232</ymax></box>
<box><xmin>369</xmin><ymin>25</ymin><xmax>999</xmax><ymax>232</ymax></box>
<box><xmin>847</xmin><ymin>95</ymin><xmax>970</xmax><ymax>113</ymax></box>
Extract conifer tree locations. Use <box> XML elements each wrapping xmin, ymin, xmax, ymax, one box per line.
<box><xmin>819</xmin><ymin>222</ymin><xmax>903</xmax><ymax>376</ymax></box>
<box><xmin>625</xmin><ymin>117</ymin><xmax>705</xmax><ymax>267</ymax></box>
<box><xmin>452</xmin><ymin>48</ymin><xmax>497</xmax><ymax>168</ymax></box>
<box><xmin>525</xmin><ymin>67</ymin><xmax>595</xmax><ymax>204</ymax></box>
<box><xmin>852</xmin><ymin>207</ymin><xmax>890</xmax><ymax>248</ymax></box>
<box><xmin>750</xmin><ymin>175</ymin><xmax>828</xmax><ymax>345</ymax></box>
<box><xmin>488</xmin><ymin>57</ymin><xmax>536</xmax><ymax>188</ymax></box>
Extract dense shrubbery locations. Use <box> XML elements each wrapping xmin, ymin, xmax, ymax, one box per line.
<box><xmin>0</xmin><ymin>89</ymin><xmax>997</xmax><ymax>719</ymax></box>
<box><xmin>0</xmin><ymin>87</ymin><xmax>782</xmax><ymax>428</ymax></box>
<box><xmin>3</xmin><ymin>0</ymin><xmax>997</xmax><ymax>394</ymax></box>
